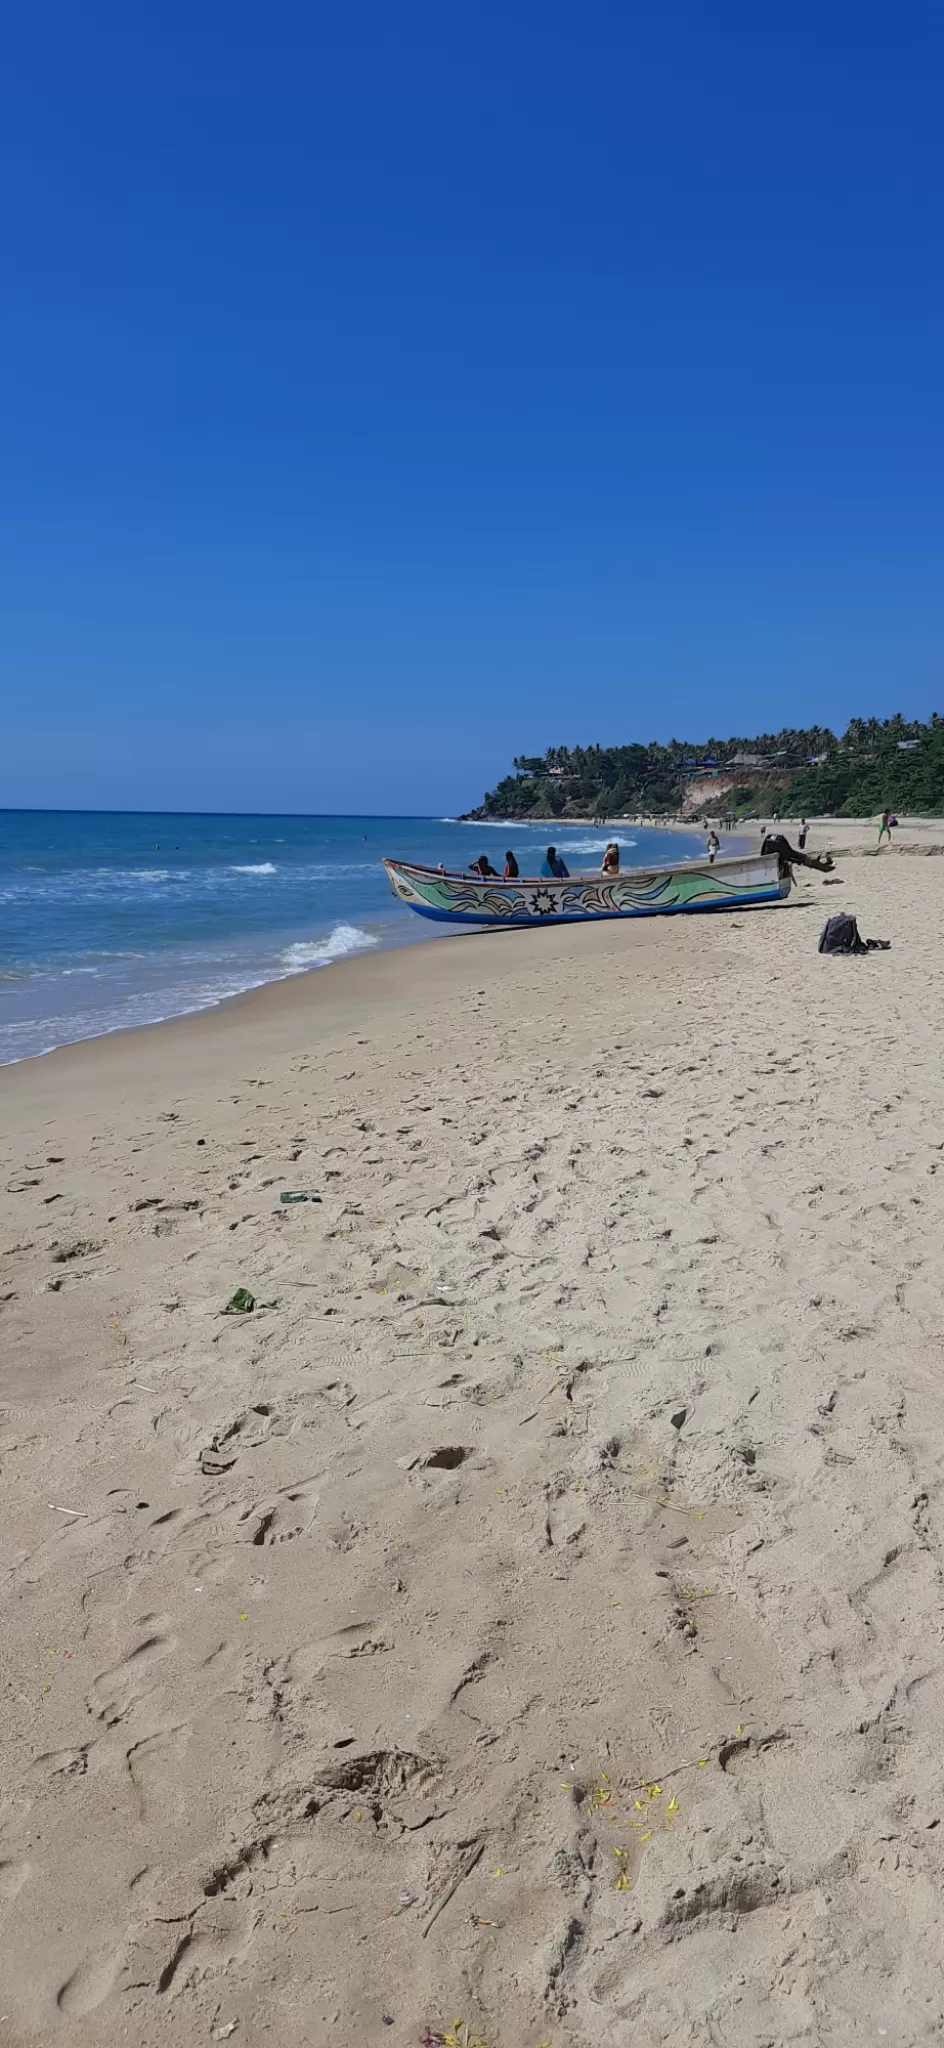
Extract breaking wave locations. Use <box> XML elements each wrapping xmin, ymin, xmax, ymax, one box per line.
<box><xmin>279</xmin><ymin>925</ymin><xmax>379</xmax><ymax>972</ymax></box>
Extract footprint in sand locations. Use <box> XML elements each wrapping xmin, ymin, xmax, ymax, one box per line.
<box><xmin>157</xmin><ymin>1910</ymin><xmax>254</xmax><ymax>1997</ymax></box>
<box><xmin>0</xmin><ymin>1859</ymin><xmax>30</xmax><ymax>1926</ymax></box>
<box><xmin>88</xmin><ymin>1622</ymin><xmax>175</xmax><ymax>1726</ymax></box>
<box><xmin>28</xmin><ymin>1745</ymin><xmax>91</xmax><ymax>1783</ymax></box>
<box><xmin>57</xmin><ymin>1947</ymin><xmax>127</xmax><ymax>2016</ymax></box>
<box><xmin>127</xmin><ymin>1722</ymin><xmax>191</xmax><ymax>1820</ymax></box>
<box><xmin>18</xmin><ymin>1510</ymin><xmax>116</xmax><ymax>1585</ymax></box>
<box><xmin>139</xmin><ymin>1505</ymin><xmax>210</xmax><ymax>1567</ymax></box>
<box><xmin>236</xmin><ymin>1479</ymin><xmax>320</xmax><ymax>1545</ymax></box>
<box><xmin>199</xmin><ymin>1404</ymin><xmax>283</xmax><ymax>1474</ymax></box>
<box><xmin>543</xmin><ymin>1485</ymin><xmax>588</xmax><ymax>1552</ymax></box>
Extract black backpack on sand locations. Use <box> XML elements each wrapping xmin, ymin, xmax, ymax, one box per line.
<box><xmin>818</xmin><ymin>914</ymin><xmax>870</xmax><ymax>955</ymax></box>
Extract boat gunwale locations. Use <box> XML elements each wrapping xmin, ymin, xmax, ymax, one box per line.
<box><xmin>383</xmin><ymin>850</ymin><xmax>770</xmax><ymax>886</ymax></box>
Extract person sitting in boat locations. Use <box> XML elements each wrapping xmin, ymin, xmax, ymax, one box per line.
<box><xmin>504</xmin><ymin>851</ymin><xmax>519</xmax><ymax>878</ymax></box>
<box><xmin>541</xmin><ymin>846</ymin><xmax>570</xmax><ymax>879</ymax></box>
<box><xmin>470</xmin><ymin>854</ymin><xmax>500</xmax><ymax>878</ymax></box>
<box><xmin>601</xmin><ymin>842</ymin><xmax>619</xmax><ymax>874</ymax></box>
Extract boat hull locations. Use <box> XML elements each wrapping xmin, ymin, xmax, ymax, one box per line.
<box><xmin>383</xmin><ymin>855</ymin><xmax>788</xmax><ymax>926</ymax></box>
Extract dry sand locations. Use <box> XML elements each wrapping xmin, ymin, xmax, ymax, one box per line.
<box><xmin>2</xmin><ymin>833</ymin><xmax>944</xmax><ymax>2046</ymax></box>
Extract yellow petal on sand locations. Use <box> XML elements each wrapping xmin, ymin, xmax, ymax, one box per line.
<box><xmin>640</xmin><ymin>1830</ymin><xmax>652</xmax><ymax>1842</ymax></box>
<box><xmin>615</xmin><ymin>1872</ymin><xmax>630</xmax><ymax>1890</ymax></box>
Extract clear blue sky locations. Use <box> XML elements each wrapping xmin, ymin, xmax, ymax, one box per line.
<box><xmin>2</xmin><ymin>0</ymin><xmax>942</xmax><ymax>814</ymax></box>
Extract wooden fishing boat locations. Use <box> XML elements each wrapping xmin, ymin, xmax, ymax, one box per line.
<box><xmin>382</xmin><ymin>851</ymin><xmax>789</xmax><ymax>926</ymax></box>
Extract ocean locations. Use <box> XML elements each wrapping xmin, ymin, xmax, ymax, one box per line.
<box><xmin>0</xmin><ymin>811</ymin><xmax>704</xmax><ymax>1065</ymax></box>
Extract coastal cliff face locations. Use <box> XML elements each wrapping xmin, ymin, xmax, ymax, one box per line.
<box><xmin>463</xmin><ymin>715</ymin><xmax>944</xmax><ymax>821</ymax></box>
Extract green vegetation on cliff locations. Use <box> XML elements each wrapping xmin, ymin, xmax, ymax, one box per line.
<box><xmin>465</xmin><ymin>715</ymin><xmax>944</xmax><ymax>821</ymax></box>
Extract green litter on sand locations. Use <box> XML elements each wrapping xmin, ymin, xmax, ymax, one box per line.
<box><xmin>223</xmin><ymin>1287</ymin><xmax>256</xmax><ymax>1313</ymax></box>
<box><xmin>222</xmin><ymin>1287</ymin><xmax>278</xmax><ymax>1314</ymax></box>
<box><xmin>279</xmin><ymin>1190</ymin><xmax>322</xmax><ymax>1204</ymax></box>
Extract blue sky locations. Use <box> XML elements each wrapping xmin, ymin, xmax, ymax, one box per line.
<box><xmin>2</xmin><ymin>0</ymin><xmax>942</xmax><ymax>813</ymax></box>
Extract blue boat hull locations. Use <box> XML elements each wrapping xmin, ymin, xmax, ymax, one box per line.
<box><xmin>402</xmin><ymin>886</ymin><xmax>784</xmax><ymax>926</ymax></box>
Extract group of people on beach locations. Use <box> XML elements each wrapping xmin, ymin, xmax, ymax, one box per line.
<box><xmin>466</xmin><ymin>811</ymin><xmax>899</xmax><ymax>887</ymax></box>
<box><xmin>468</xmin><ymin>842</ymin><xmax>623</xmax><ymax>881</ymax></box>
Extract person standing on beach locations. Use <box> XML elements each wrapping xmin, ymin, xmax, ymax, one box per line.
<box><xmin>798</xmin><ymin>818</ymin><xmax>808</xmax><ymax>849</ymax></box>
<box><xmin>878</xmin><ymin>809</ymin><xmax>892</xmax><ymax>846</ymax></box>
<box><xmin>706</xmin><ymin>829</ymin><xmax>720</xmax><ymax>863</ymax></box>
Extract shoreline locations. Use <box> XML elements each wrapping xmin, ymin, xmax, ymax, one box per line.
<box><xmin>0</xmin><ymin>826</ymin><xmax>723</xmax><ymax>1077</ymax></box>
<box><xmin>4</xmin><ymin>814</ymin><xmax>943</xmax><ymax>1083</ymax></box>
<box><xmin>1</xmin><ymin>910</ymin><xmax>683</xmax><ymax>1121</ymax></box>
<box><xmin>0</xmin><ymin>819</ymin><xmax>703</xmax><ymax>1076</ymax></box>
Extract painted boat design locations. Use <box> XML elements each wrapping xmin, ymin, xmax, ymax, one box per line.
<box><xmin>382</xmin><ymin>852</ymin><xmax>789</xmax><ymax>926</ymax></box>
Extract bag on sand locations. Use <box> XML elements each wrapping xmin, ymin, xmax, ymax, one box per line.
<box><xmin>818</xmin><ymin>914</ymin><xmax>889</xmax><ymax>955</ymax></box>
<box><xmin>818</xmin><ymin>914</ymin><xmax>868</xmax><ymax>954</ymax></box>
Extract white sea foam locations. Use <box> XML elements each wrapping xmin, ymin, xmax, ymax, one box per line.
<box><xmin>457</xmin><ymin>826</ymin><xmax>639</xmax><ymax>856</ymax></box>
<box><xmin>280</xmin><ymin>925</ymin><xmax>378</xmax><ymax>972</ymax></box>
<box><xmin>230</xmin><ymin>862</ymin><xmax>277</xmax><ymax>874</ymax></box>
<box><xmin>0</xmin><ymin>930</ymin><xmax>386</xmax><ymax>1065</ymax></box>
<box><xmin>553</xmin><ymin>836</ymin><xmax>638</xmax><ymax>854</ymax></box>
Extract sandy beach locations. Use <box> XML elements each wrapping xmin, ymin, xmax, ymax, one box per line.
<box><xmin>3</xmin><ymin>827</ymin><xmax>944</xmax><ymax>2046</ymax></box>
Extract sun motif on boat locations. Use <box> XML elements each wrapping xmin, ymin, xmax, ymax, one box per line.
<box><xmin>529</xmin><ymin>887</ymin><xmax>558</xmax><ymax>916</ymax></box>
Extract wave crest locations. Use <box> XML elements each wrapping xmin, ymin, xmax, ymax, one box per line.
<box><xmin>280</xmin><ymin>925</ymin><xmax>378</xmax><ymax>972</ymax></box>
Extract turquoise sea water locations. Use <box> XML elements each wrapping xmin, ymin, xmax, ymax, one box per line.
<box><xmin>0</xmin><ymin>812</ymin><xmax>705</xmax><ymax>1064</ymax></box>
